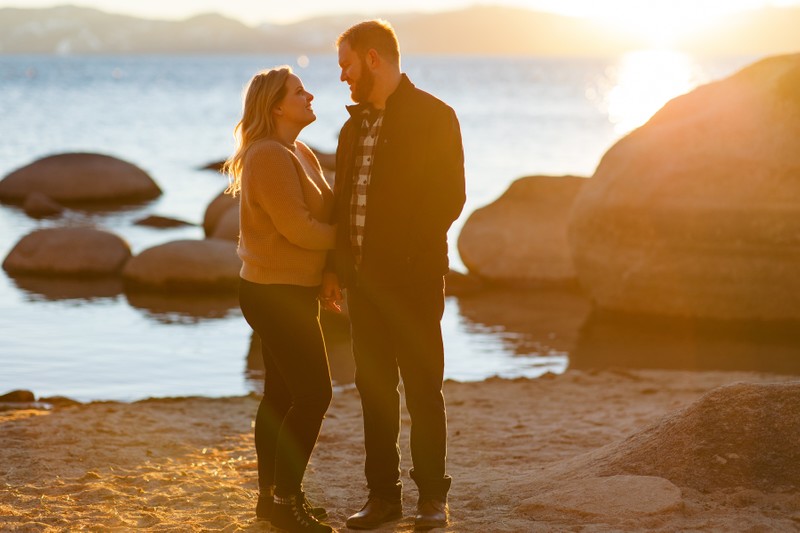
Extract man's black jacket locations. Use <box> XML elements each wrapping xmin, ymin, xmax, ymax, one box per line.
<box><xmin>329</xmin><ymin>74</ymin><xmax>466</xmax><ymax>288</ymax></box>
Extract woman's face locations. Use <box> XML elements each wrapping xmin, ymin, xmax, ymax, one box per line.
<box><xmin>273</xmin><ymin>74</ymin><xmax>315</xmax><ymax>127</ymax></box>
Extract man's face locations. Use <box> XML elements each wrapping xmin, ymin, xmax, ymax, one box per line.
<box><xmin>338</xmin><ymin>41</ymin><xmax>374</xmax><ymax>104</ymax></box>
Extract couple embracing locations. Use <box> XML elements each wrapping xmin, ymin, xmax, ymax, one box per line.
<box><xmin>225</xmin><ymin>19</ymin><xmax>466</xmax><ymax>533</ymax></box>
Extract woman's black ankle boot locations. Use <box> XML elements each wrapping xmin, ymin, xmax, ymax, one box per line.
<box><xmin>271</xmin><ymin>492</ymin><xmax>333</xmax><ymax>533</ymax></box>
<box><xmin>256</xmin><ymin>486</ymin><xmax>274</xmax><ymax>521</ymax></box>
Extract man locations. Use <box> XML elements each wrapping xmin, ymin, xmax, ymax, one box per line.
<box><xmin>322</xmin><ymin>19</ymin><xmax>466</xmax><ymax>530</ymax></box>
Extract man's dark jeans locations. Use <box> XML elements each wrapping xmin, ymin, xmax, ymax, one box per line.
<box><xmin>348</xmin><ymin>276</ymin><xmax>452</xmax><ymax>502</ymax></box>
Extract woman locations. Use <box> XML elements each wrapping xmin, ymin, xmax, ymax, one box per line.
<box><xmin>224</xmin><ymin>66</ymin><xmax>337</xmax><ymax>533</ymax></box>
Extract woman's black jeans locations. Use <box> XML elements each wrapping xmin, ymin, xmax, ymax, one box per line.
<box><xmin>238</xmin><ymin>279</ymin><xmax>332</xmax><ymax>497</ymax></box>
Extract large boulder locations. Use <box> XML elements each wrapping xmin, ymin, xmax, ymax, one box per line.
<box><xmin>516</xmin><ymin>381</ymin><xmax>800</xmax><ymax>528</ymax></box>
<box><xmin>0</xmin><ymin>153</ymin><xmax>161</xmax><ymax>205</ymax></box>
<box><xmin>591</xmin><ymin>382</ymin><xmax>800</xmax><ymax>492</ymax></box>
<box><xmin>122</xmin><ymin>239</ymin><xmax>240</xmax><ymax>292</ymax></box>
<box><xmin>568</xmin><ymin>54</ymin><xmax>800</xmax><ymax>320</ymax></box>
<box><xmin>2</xmin><ymin>227</ymin><xmax>132</xmax><ymax>276</ymax></box>
<box><xmin>458</xmin><ymin>176</ymin><xmax>585</xmax><ymax>285</ymax></box>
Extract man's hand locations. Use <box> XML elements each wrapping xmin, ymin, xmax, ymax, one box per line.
<box><xmin>319</xmin><ymin>272</ymin><xmax>343</xmax><ymax>313</ymax></box>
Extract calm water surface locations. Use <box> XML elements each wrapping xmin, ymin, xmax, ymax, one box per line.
<box><xmin>1</xmin><ymin>52</ymin><xmax>777</xmax><ymax>402</ymax></box>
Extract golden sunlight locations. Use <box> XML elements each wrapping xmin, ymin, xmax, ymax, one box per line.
<box><xmin>594</xmin><ymin>49</ymin><xmax>705</xmax><ymax>134</ymax></box>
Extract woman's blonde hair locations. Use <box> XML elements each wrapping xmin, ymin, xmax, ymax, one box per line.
<box><xmin>223</xmin><ymin>66</ymin><xmax>292</xmax><ymax>196</ymax></box>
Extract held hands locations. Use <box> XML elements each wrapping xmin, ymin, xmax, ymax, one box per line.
<box><xmin>319</xmin><ymin>272</ymin><xmax>343</xmax><ymax>313</ymax></box>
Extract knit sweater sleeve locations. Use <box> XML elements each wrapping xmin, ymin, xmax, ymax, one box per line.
<box><xmin>244</xmin><ymin>141</ymin><xmax>336</xmax><ymax>251</ymax></box>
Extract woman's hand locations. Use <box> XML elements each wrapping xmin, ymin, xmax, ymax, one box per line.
<box><xmin>319</xmin><ymin>272</ymin><xmax>343</xmax><ymax>313</ymax></box>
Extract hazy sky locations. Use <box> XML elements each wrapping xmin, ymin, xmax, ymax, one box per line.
<box><xmin>3</xmin><ymin>0</ymin><xmax>800</xmax><ymax>25</ymax></box>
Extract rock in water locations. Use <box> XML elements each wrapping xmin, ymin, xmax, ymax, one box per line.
<box><xmin>122</xmin><ymin>239</ymin><xmax>240</xmax><ymax>292</ymax></box>
<box><xmin>133</xmin><ymin>215</ymin><xmax>194</xmax><ymax>228</ymax></box>
<box><xmin>0</xmin><ymin>390</ymin><xmax>36</xmax><ymax>402</ymax></box>
<box><xmin>3</xmin><ymin>227</ymin><xmax>132</xmax><ymax>276</ymax></box>
<box><xmin>203</xmin><ymin>189</ymin><xmax>238</xmax><ymax>237</ymax></box>
<box><xmin>0</xmin><ymin>153</ymin><xmax>161</xmax><ymax>205</ymax></box>
<box><xmin>459</xmin><ymin>175</ymin><xmax>585</xmax><ymax>285</ymax></box>
<box><xmin>210</xmin><ymin>204</ymin><xmax>239</xmax><ymax>241</ymax></box>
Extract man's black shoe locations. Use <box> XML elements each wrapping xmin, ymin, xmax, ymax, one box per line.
<box><xmin>345</xmin><ymin>496</ymin><xmax>402</xmax><ymax>529</ymax></box>
<box><xmin>414</xmin><ymin>499</ymin><xmax>448</xmax><ymax>530</ymax></box>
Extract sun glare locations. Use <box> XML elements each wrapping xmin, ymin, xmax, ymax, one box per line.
<box><xmin>590</xmin><ymin>49</ymin><xmax>706</xmax><ymax>134</ymax></box>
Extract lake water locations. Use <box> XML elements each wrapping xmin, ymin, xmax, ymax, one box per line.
<box><xmin>1</xmin><ymin>52</ymin><xmax>780</xmax><ymax>402</ymax></box>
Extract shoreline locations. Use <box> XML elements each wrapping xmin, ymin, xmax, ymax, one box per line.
<box><xmin>3</xmin><ymin>368</ymin><xmax>799</xmax><ymax>532</ymax></box>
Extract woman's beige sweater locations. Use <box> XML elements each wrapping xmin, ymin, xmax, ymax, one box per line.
<box><xmin>237</xmin><ymin>139</ymin><xmax>335</xmax><ymax>286</ymax></box>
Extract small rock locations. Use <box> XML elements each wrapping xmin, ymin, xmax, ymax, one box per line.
<box><xmin>0</xmin><ymin>389</ymin><xmax>35</xmax><ymax>402</ymax></box>
<box><xmin>134</xmin><ymin>215</ymin><xmax>194</xmax><ymax>228</ymax></box>
<box><xmin>39</xmin><ymin>396</ymin><xmax>82</xmax><ymax>407</ymax></box>
<box><xmin>518</xmin><ymin>475</ymin><xmax>682</xmax><ymax>519</ymax></box>
<box><xmin>201</xmin><ymin>159</ymin><xmax>226</xmax><ymax>172</ymax></box>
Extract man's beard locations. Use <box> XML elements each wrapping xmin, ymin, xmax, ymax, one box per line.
<box><xmin>351</xmin><ymin>58</ymin><xmax>375</xmax><ymax>103</ymax></box>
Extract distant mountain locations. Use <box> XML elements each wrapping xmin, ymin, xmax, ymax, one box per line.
<box><xmin>1</xmin><ymin>4</ymin><xmax>798</xmax><ymax>55</ymax></box>
<box><xmin>0</xmin><ymin>6</ymin><xmax>280</xmax><ymax>54</ymax></box>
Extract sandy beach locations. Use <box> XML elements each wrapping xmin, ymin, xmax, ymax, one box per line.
<box><xmin>2</xmin><ymin>368</ymin><xmax>799</xmax><ymax>532</ymax></box>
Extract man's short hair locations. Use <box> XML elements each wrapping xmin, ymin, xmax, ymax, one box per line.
<box><xmin>337</xmin><ymin>19</ymin><xmax>400</xmax><ymax>65</ymax></box>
